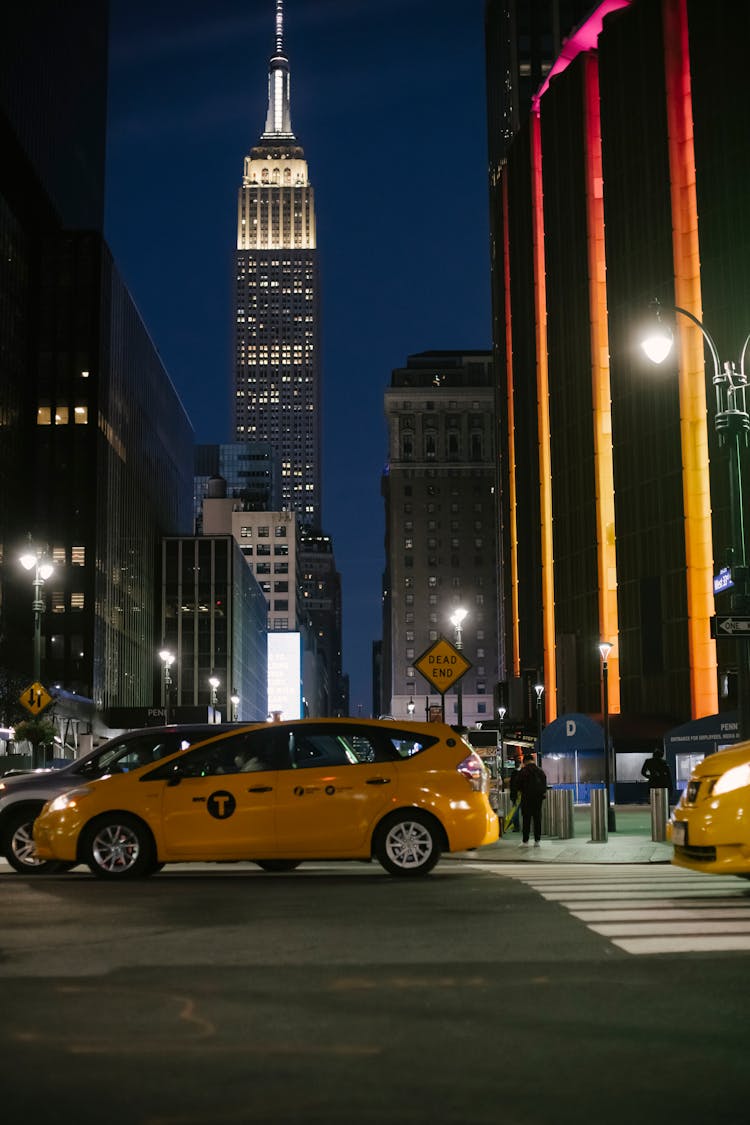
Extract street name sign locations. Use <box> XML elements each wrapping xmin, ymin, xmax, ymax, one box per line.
<box><xmin>711</xmin><ymin>615</ymin><xmax>750</xmax><ymax>638</ymax></box>
<box><xmin>19</xmin><ymin>681</ymin><xmax>53</xmax><ymax>715</ymax></box>
<box><xmin>414</xmin><ymin>637</ymin><xmax>472</xmax><ymax>695</ymax></box>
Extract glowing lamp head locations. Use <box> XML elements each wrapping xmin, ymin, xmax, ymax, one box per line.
<box><xmin>450</xmin><ymin>607</ymin><xmax>468</xmax><ymax>627</ymax></box>
<box><xmin>19</xmin><ymin>553</ymin><xmax>37</xmax><ymax>571</ymax></box>
<box><xmin>38</xmin><ymin>563</ymin><xmax>54</xmax><ymax>580</ymax></box>
<box><xmin>641</xmin><ymin>325</ymin><xmax>674</xmax><ymax>365</ymax></box>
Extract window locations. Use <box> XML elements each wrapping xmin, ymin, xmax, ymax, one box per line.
<box><xmin>274</xmin><ymin>525</ymin><xmax>287</xmax><ymax>537</ymax></box>
<box><xmin>70</xmin><ymin>593</ymin><xmax>84</xmax><ymax>611</ymax></box>
<box><xmin>257</xmin><ymin>544</ymin><xmax>271</xmax><ymax>556</ymax></box>
<box><xmin>290</xmin><ymin>731</ymin><xmax>358</xmax><ymax>769</ymax></box>
<box><xmin>74</xmin><ymin>405</ymin><xmax>88</xmax><ymax>424</ymax></box>
<box><xmin>258</xmin><ymin>526</ymin><xmax>270</xmax><ymax>537</ymax></box>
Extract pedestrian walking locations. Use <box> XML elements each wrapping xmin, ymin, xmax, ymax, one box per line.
<box><xmin>506</xmin><ymin>756</ymin><xmax>523</xmax><ymax>832</ymax></box>
<box><xmin>518</xmin><ymin>750</ymin><xmax>547</xmax><ymax>846</ymax></box>
<box><xmin>641</xmin><ymin>747</ymin><xmax>672</xmax><ymax>795</ymax></box>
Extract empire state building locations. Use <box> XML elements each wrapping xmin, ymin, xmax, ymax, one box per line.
<box><xmin>233</xmin><ymin>0</ymin><xmax>321</xmax><ymax>525</ymax></box>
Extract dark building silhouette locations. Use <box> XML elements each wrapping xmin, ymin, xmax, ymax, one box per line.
<box><xmin>486</xmin><ymin>0</ymin><xmax>750</xmax><ymax>773</ymax></box>
<box><xmin>0</xmin><ymin>1</ymin><xmax>193</xmax><ymax>725</ymax></box>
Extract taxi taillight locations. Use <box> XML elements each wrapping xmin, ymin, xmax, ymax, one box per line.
<box><xmin>457</xmin><ymin>752</ymin><xmax>488</xmax><ymax>793</ymax></box>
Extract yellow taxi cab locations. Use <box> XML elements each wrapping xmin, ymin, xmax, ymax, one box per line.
<box><xmin>670</xmin><ymin>740</ymin><xmax>750</xmax><ymax>875</ymax></box>
<box><xmin>33</xmin><ymin>718</ymin><xmax>498</xmax><ymax>879</ymax></box>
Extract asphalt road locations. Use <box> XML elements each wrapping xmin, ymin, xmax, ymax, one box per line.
<box><xmin>1</xmin><ymin>861</ymin><xmax>748</xmax><ymax>1124</ymax></box>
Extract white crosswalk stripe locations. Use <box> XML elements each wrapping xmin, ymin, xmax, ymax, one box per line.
<box><xmin>472</xmin><ymin>862</ymin><xmax>750</xmax><ymax>955</ymax></box>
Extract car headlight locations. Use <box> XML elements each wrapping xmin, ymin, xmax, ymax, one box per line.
<box><xmin>712</xmin><ymin>763</ymin><xmax>750</xmax><ymax>796</ymax></box>
<box><xmin>47</xmin><ymin>786</ymin><xmax>93</xmax><ymax>813</ymax></box>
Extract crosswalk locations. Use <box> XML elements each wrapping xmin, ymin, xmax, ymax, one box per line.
<box><xmin>481</xmin><ymin>863</ymin><xmax>750</xmax><ymax>955</ymax></box>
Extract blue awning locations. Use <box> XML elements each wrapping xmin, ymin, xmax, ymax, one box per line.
<box><xmin>540</xmin><ymin>713</ymin><xmax>604</xmax><ymax>754</ymax></box>
<box><xmin>664</xmin><ymin>711</ymin><xmax>739</xmax><ymax>755</ymax></box>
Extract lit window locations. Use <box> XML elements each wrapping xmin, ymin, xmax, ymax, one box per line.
<box><xmin>74</xmin><ymin>406</ymin><xmax>88</xmax><ymax>424</ymax></box>
<box><xmin>55</xmin><ymin>406</ymin><xmax>69</xmax><ymax>425</ymax></box>
<box><xmin>71</xmin><ymin>593</ymin><xmax>84</xmax><ymax>611</ymax></box>
<box><xmin>72</xmin><ymin>546</ymin><xmax>85</xmax><ymax>566</ymax></box>
<box><xmin>37</xmin><ymin>407</ymin><xmax>52</xmax><ymax>425</ymax></box>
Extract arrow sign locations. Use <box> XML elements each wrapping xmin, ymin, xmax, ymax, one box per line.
<box><xmin>19</xmin><ymin>681</ymin><xmax>53</xmax><ymax>715</ymax></box>
<box><xmin>711</xmin><ymin>615</ymin><xmax>750</xmax><ymax>638</ymax></box>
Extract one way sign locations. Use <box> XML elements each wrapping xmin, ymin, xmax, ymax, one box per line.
<box><xmin>711</xmin><ymin>615</ymin><xmax>750</xmax><ymax>638</ymax></box>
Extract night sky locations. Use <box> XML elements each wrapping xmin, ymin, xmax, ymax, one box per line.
<box><xmin>106</xmin><ymin>0</ymin><xmax>491</xmax><ymax>714</ymax></box>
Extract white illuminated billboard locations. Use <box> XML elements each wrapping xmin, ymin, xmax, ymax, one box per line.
<box><xmin>267</xmin><ymin>632</ymin><xmax>302</xmax><ymax>720</ymax></box>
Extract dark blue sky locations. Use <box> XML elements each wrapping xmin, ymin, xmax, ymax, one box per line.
<box><xmin>106</xmin><ymin>0</ymin><xmax>491</xmax><ymax>714</ymax></box>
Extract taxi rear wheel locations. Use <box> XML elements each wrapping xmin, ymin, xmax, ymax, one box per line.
<box><xmin>374</xmin><ymin>811</ymin><xmax>442</xmax><ymax>877</ymax></box>
<box><xmin>255</xmin><ymin>860</ymin><xmax>301</xmax><ymax>872</ymax></box>
<box><xmin>3</xmin><ymin>809</ymin><xmax>74</xmax><ymax>875</ymax></box>
<box><xmin>82</xmin><ymin>814</ymin><xmax>155</xmax><ymax>880</ymax></box>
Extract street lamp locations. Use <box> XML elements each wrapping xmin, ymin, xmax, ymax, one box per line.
<box><xmin>450</xmin><ymin>607</ymin><xmax>468</xmax><ymax>727</ymax></box>
<box><xmin>498</xmin><ymin>704</ymin><xmax>507</xmax><ymax>784</ymax></box>
<box><xmin>407</xmin><ymin>697</ymin><xmax>415</xmax><ymax>717</ymax></box>
<box><xmin>230</xmin><ymin>690</ymin><xmax>240</xmax><ymax>722</ymax></box>
<box><xmin>208</xmin><ymin>675</ymin><xmax>220</xmax><ymax>722</ymax></box>
<box><xmin>642</xmin><ymin>302</ymin><xmax>750</xmax><ymax>737</ymax></box>
<box><xmin>158</xmin><ymin>649</ymin><xmax>175</xmax><ymax>725</ymax></box>
<box><xmin>19</xmin><ymin>548</ymin><xmax>54</xmax><ymax>683</ymax></box>
<box><xmin>598</xmin><ymin>641</ymin><xmax>616</xmax><ymax>831</ymax></box>
<box><xmin>534</xmin><ymin>682</ymin><xmax>545</xmax><ymax>765</ymax></box>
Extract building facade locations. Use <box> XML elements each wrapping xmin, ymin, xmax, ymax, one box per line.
<box><xmin>0</xmin><ymin>3</ymin><xmax>194</xmax><ymax>726</ymax></box>
<box><xmin>486</xmin><ymin>0</ymin><xmax>750</xmax><ymax>760</ymax></box>
<box><xmin>382</xmin><ymin>352</ymin><xmax>501</xmax><ymax>726</ymax></box>
<box><xmin>233</xmin><ymin>0</ymin><xmax>322</xmax><ymax>525</ymax></box>
<box><xmin>159</xmin><ymin>535</ymin><xmax>268</xmax><ymax>723</ymax></box>
<box><xmin>194</xmin><ymin>443</ymin><xmax>281</xmax><ymax>531</ymax></box>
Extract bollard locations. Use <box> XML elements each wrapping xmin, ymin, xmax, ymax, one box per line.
<box><xmin>650</xmin><ymin>787</ymin><xmax>669</xmax><ymax>841</ymax></box>
<box><xmin>590</xmin><ymin>787</ymin><xmax>608</xmax><ymax>842</ymax></box>
<box><xmin>557</xmin><ymin>789</ymin><xmax>575</xmax><ymax>839</ymax></box>
<box><xmin>542</xmin><ymin>791</ymin><xmax>555</xmax><ymax>837</ymax></box>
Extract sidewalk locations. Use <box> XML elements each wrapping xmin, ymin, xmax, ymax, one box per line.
<box><xmin>453</xmin><ymin>805</ymin><xmax>673</xmax><ymax>865</ymax></box>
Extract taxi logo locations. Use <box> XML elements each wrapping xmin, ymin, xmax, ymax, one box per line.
<box><xmin>414</xmin><ymin>637</ymin><xmax>472</xmax><ymax>695</ymax></box>
<box><xmin>207</xmin><ymin>791</ymin><xmax>236</xmax><ymax>819</ymax></box>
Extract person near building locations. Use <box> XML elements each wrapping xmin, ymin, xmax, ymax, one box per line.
<box><xmin>518</xmin><ymin>750</ymin><xmax>547</xmax><ymax>847</ymax></box>
<box><xmin>641</xmin><ymin>747</ymin><xmax>673</xmax><ymax>795</ymax></box>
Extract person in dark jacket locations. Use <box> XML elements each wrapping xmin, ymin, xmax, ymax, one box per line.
<box><xmin>507</xmin><ymin>757</ymin><xmax>523</xmax><ymax>832</ymax></box>
<box><xmin>641</xmin><ymin>748</ymin><xmax>672</xmax><ymax>792</ymax></box>
<box><xmin>518</xmin><ymin>751</ymin><xmax>547</xmax><ymax>846</ymax></box>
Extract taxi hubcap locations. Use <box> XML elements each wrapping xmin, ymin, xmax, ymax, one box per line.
<box><xmin>386</xmin><ymin>821</ymin><xmax>433</xmax><ymax>869</ymax></box>
<box><xmin>92</xmin><ymin>824</ymin><xmax>140</xmax><ymax>872</ymax></box>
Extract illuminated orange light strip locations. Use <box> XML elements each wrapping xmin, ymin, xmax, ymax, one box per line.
<box><xmin>502</xmin><ymin>173</ymin><xmax>521</xmax><ymax>677</ymax></box>
<box><xmin>531</xmin><ymin>113</ymin><xmax>556</xmax><ymax>721</ymax></box>
<box><xmin>583</xmin><ymin>56</ymin><xmax>620</xmax><ymax>715</ymax></box>
<box><xmin>662</xmin><ymin>0</ymin><xmax>717</xmax><ymax>718</ymax></box>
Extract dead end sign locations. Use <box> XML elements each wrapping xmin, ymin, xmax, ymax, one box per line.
<box><xmin>414</xmin><ymin>638</ymin><xmax>472</xmax><ymax>695</ymax></box>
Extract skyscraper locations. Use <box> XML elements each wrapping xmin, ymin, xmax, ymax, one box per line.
<box><xmin>233</xmin><ymin>0</ymin><xmax>321</xmax><ymax>526</ymax></box>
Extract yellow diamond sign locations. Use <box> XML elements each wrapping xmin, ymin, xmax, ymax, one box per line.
<box><xmin>19</xmin><ymin>682</ymin><xmax>53</xmax><ymax>715</ymax></box>
<box><xmin>414</xmin><ymin>638</ymin><xmax>472</xmax><ymax>696</ymax></box>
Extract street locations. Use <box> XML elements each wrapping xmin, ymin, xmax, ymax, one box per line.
<box><xmin>1</xmin><ymin>860</ymin><xmax>749</xmax><ymax>1124</ymax></box>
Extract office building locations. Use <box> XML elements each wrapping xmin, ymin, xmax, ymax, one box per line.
<box><xmin>233</xmin><ymin>0</ymin><xmax>322</xmax><ymax>525</ymax></box>
<box><xmin>382</xmin><ymin>352</ymin><xmax>500</xmax><ymax>725</ymax></box>
<box><xmin>159</xmin><ymin>536</ymin><xmax>268</xmax><ymax>723</ymax></box>
<box><xmin>194</xmin><ymin>443</ymin><xmax>281</xmax><ymax>531</ymax></box>
<box><xmin>0</xmin><ymin>2</ymin><xmax>194</xmax><ymax>725</ymax></box>
<box><xmin>486</xmin><ymin>0</ymin><xmax>750</xmax><ymax>772</ymax></box>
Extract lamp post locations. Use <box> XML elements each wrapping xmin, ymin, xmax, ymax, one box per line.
<box><xmin>599</xmin><ymin>641</ymin><xmax>616</xmax><ymax>831</ymax></box>
<box><xmin>534</xmin><ymin>682</ymin><xmax>545</xmax><ymax>766</ymax></box>
<box><xmin>230</xmin><ymin>690</ymin><xmax>240</xmax><ymax>722</ymax></box>
<box><xmin>407</xmin><ymin>697</ymin><xmax>415</xmax><ymax>717</ymax></box>
<box><xmin>450</xmin><ymin>607</ymin><xmax>468</xmax><ymax>727</ymax></box>
<box><xmin>642</xmin><ymin>304</ymin><xmax>750</xmax><ymax>738</ymax></box>
<box><xmin>208</xmin><ymin>675</ymin><xmax>220</xmax><ymax>723</ymax></box>
<box><xmin>158</xmin><ymin>649</ymin><xmax>175</xmax><ymax>725</ymax></box>
<box><xmin>498</xmin><ymin>704</ymin><xmax>507</xmax><ymax>784</ymax></box>
<box><xmin>19</xmin><ymin>548</ymin><xmax>54</xmax><ymax>684</ymax></box>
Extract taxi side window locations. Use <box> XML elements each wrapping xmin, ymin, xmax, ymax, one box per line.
<box><xmin>173</xmin><ymin>731</ymin><xmax>284</xmax><ymax>778</ymax></box>
<box><xmin>290</xmin><ymin>732</ymin><xmax>358</xmax><ymax>769</ymax></box>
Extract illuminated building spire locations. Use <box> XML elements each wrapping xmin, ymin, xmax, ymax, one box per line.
<box><xmin>262</xmin><ymin>0</ymin><xmax>295</xmax><ymax>140</ymax></box>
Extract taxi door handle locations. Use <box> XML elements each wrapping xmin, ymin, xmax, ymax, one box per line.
<box><xmin>366</xmin><ymin>777</ymin><xmax>391</xmax><ymax>786</ymax></box>
<box><xmin>247</xmin><ymin>785</ymin><xmax>273</xmax><ymax>793</ymax></box>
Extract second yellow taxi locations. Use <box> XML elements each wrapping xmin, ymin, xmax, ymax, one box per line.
<box><xmin>34</xmin><ymin>718</ymin><xmax>499</xmax><ymax>879</ymax></box>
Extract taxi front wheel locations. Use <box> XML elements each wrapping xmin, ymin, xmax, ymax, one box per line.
<box><xmin>82</xmin><ymin>814</ymin><xmax>155</xmax><ymax>880</ymax></box>
<box><xmin>374</xmin><ymin>811</ymin><xmax>442</xmax><ymax>877</ymax></box>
